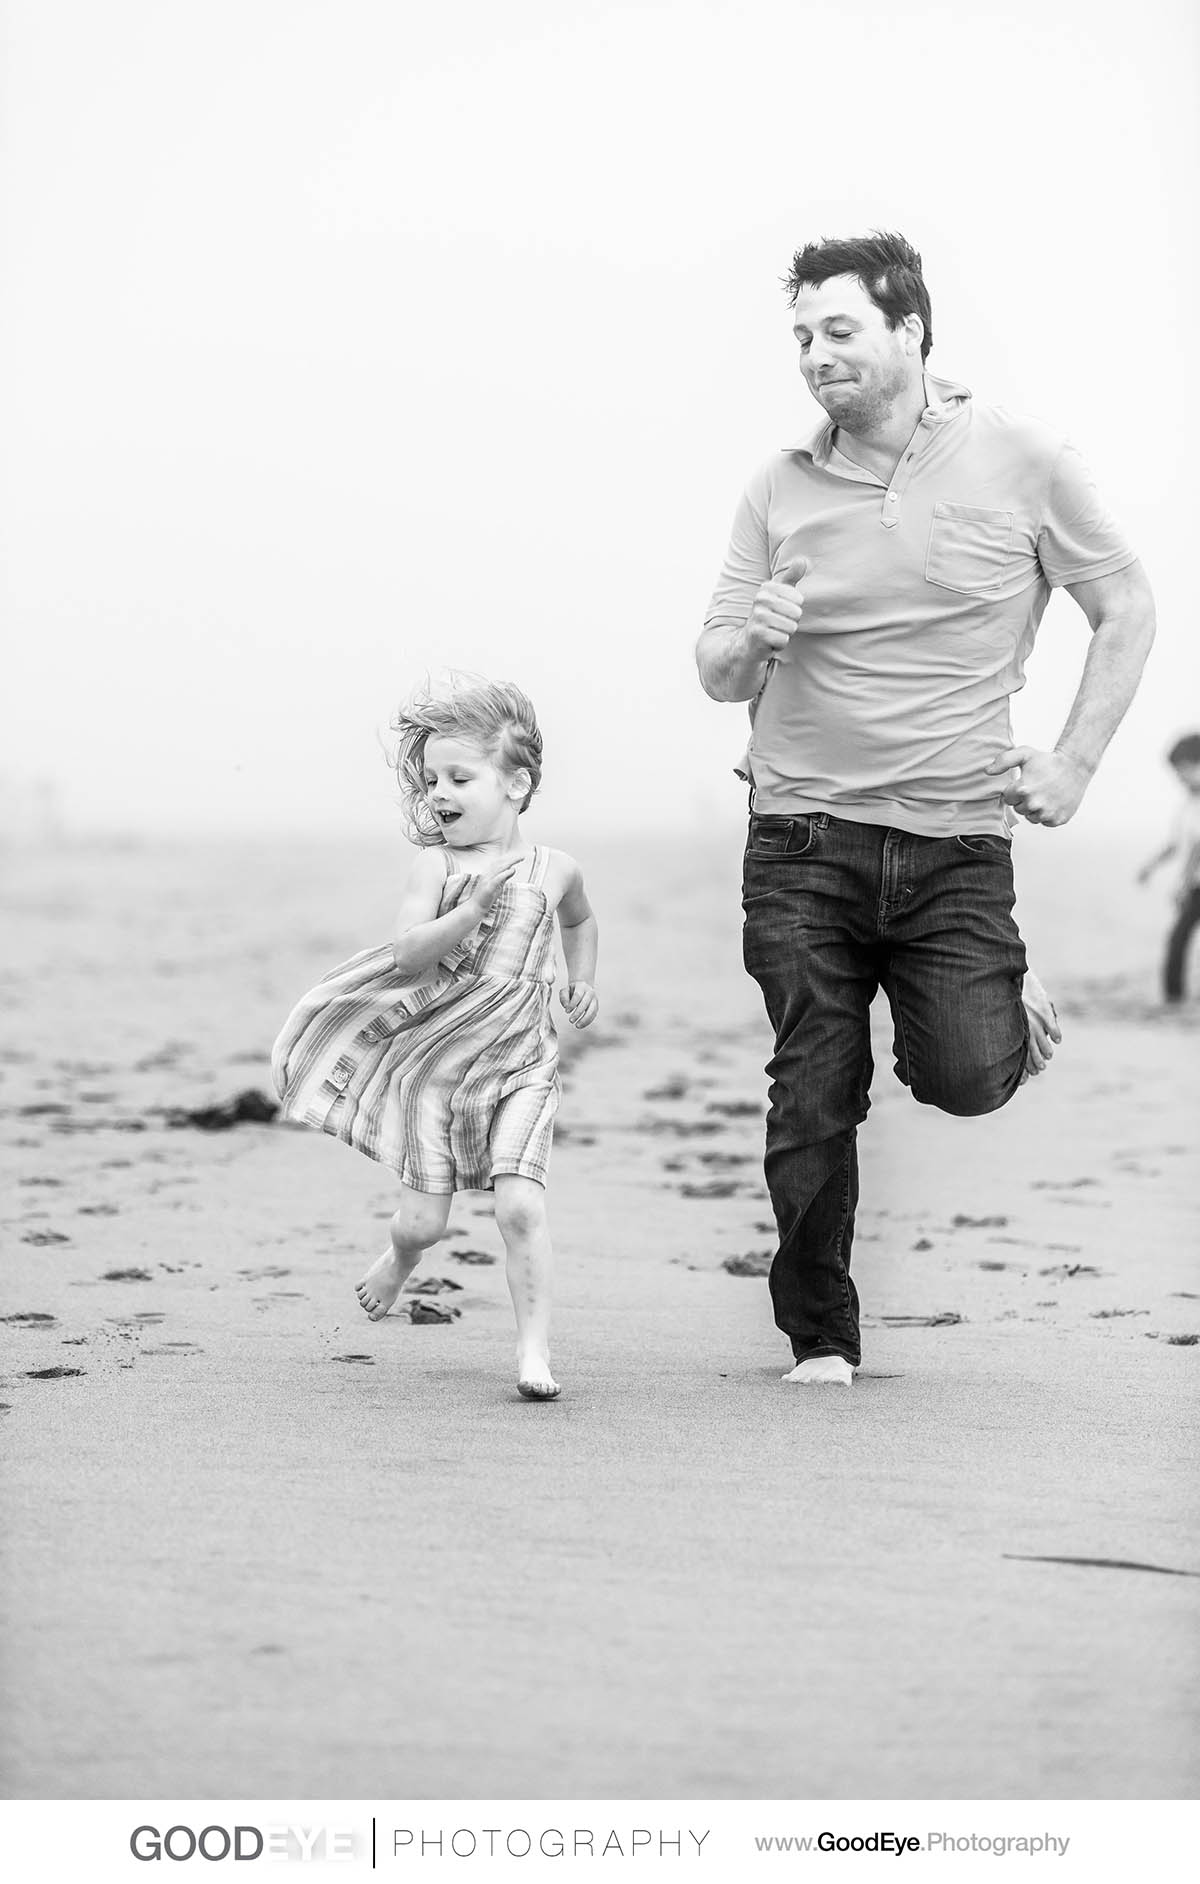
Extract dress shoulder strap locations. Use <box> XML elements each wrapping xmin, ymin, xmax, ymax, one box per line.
<box><xmin>528</xmin><ymin>845</ymin><xmax>552</xmax><ymax>889</ymax></box>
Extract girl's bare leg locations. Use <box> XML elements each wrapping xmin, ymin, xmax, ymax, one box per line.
<box><xmin>356</xmin><ymin>1185</ymin><xmax>452</xmax><ymax>1320</ymax></box>
<box><xmin>493</xmin><ymin>1174</ymin><xmax>559</xmax><ymax>1399</ymax></box>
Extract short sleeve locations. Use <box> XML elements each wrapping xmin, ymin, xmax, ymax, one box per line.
<box><xmin>703</xmin><ymin>468</ymin><xmax>772</xmax><ymax>631</ymax></box>
<box><xmin>1037</xmin><ymin>444</ymin><xmax>1136</xmax><ymax>588</ymax></box>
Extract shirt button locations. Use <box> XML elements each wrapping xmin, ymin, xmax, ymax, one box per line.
<box><xmin>886</xmin><ymin>492</ymin><xmax>898</xmax><ymax>502</ymax></box>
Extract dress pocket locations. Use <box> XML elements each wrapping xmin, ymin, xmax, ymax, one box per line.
<box><xmin>925</xmin><ymin>502</ymin><xmax>1014</xmax><ymax>594</ymax></box>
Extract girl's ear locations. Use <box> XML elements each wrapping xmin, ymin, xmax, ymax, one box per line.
<box><xmin>507</xmin><ymin>767</ymin><xmax>532</xmax><ymax>806</ymax></box>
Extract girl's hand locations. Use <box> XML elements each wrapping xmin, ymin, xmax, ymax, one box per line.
<box><xmin>465</xmin><ymin>855</ymin><xmax>522</xmax><ymax>918</ymax></box>
<box><xmin>560</xmin><ymin>981</ymin><xmax>599</xmax><ymax>1029</ymax></box>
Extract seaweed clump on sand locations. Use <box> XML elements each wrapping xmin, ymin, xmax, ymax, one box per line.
<box><xmin>162</xmin><ymin>1088</ymin><xmax>279</xmax><ymax>1131</ymax></box>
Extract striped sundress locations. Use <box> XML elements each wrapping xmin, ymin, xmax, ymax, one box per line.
<box><xmin>271</xmin><ymin>846</ymin><xmax>560</xmax><ymax>1192</ymax></box>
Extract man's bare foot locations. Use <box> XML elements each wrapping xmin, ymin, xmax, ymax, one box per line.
<box><xmin>1022</xmin><ymin>967</ymin><xmax>1062</xmax><ymax>1081</ymax></box>
<box><xmin>782</xmin><ymin>1355</ymin><xmax>854</xmax><ymax>1386</ymax></box>
<box><xmin>517</xmin><ymin>1355</ymin><xmax>561</xmax><ymax>1400</ymax></box>
<box><xmin>355</xmin><ymin>1249</ymin><xmax>407</xmax><ymax>1320</ymax></box>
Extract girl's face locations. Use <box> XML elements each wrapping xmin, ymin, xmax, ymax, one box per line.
<box><xmin>422</xmin><ymin>735</ymin><xmax>525</xmax><ymax>844</ymax></box>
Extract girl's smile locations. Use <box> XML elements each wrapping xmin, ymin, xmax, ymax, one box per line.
<box><xmin>422</xmin><ymin>735</ymin><xmax>524</xmax><ymax>846</ymax></box>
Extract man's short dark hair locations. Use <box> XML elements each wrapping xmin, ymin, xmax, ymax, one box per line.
<box><xmin>783</xmin><ymin>230</ymin><xmax>933</xmax><ymax>363</ymax></box>
<box><xmin>1168</xmin><ymin>732</ymin><xmax>1200</xmax><ymax>768</ymax></box>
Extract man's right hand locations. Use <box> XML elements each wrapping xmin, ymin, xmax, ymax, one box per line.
<box><xmin>741</xmin><ymin>557</ymin><xmax>810</xmax><ymax>661</ymax></box>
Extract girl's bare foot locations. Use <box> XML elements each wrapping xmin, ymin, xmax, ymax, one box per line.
<box><xmin>517</xmin><ymin>1353</ymin><xmax>560</xmax><ymax>1400</ymax></box>
<box><xmin>1022</xmin><ymin>967</ymin><xmax>1062</xmax><ymax>1080</ymax></box>
<box><xmin>355</xmin><ymin>1249</ymin><xmax>407</xmax><ymax>1320</ymax></box>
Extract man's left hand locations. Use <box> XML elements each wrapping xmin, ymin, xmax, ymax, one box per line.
<box><xmin>985</xmin><ymin>746</ymin><xmax>1092</xmax><ymax>827</ymax></box>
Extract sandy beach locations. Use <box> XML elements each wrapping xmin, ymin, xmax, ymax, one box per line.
<box><xmin>2</xmin><ymin>825</ymin><xmax>1198</xmax><ymax>1800</ymax></box>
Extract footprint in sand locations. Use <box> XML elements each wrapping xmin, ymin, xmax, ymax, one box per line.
<box><xmin>1031</xmin><ymin>1177</ymin><xmax>1100</xmax><ymax>1191</ymax></box>
<box><xmin>1005</xmin><ymin>1553</ymin><xmax>1200</xmax><ymax>1578</ymax></box>
<box><xmin>331</xmin><ymin>1353</ymin><xmax>375</xmax><ymax>1365</ymax></box>
<box><xmin>22</xmin><ymin>1230</ymin><xmax>70</xmax><ymax>1246</ymax></box>
<box><xmin>1</xmin><ymin>1312</ymin><xmax>56</xmax><ymax>1325</ymax></box>
<box><xmin>101</xmin><ymin>1268</ymin><xmax>153</xmax><ymax>1282</ymax></box>
<box><xmin>643</xmin><ymin>1119</ymin><xmax>725</xmax><ymax>1139</ymax></box>
<box><xmin>25</xmin><ymin>1366</ymin><xmax>85</xmax><ymax>1379</ymax></box>
<box><xmin>679</xmin><ymin>1179</ymin><xmax>747</xmax><ymax>1199</ymax></box>
<box><xmin>450</xmin><ymin>1248</ymin><xmax>497</xmax><ymax>1265</ymax></box>
<box><xmin>880</xmin><ymin>1311</ymin><xmax>963</xmax><ymax>1327</ymax></box>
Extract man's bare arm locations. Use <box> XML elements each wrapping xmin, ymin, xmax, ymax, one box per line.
<box><xmin>987</xmin><ymin>559</ymin><xmax>1156</xmax><ymax>827</ymax></box>
<box><xmin>1055</xmin><ymin>560</ymin><xmax>1157</xmax><ymax>771</ymax></box>
<box><xmin>696</xmin><ymin>558</ymin><xmax>809</xmax><ymax>701</ymax></box>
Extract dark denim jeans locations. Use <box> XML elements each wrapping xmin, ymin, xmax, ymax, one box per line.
<box><xmin>742</xmin><ymin>811</ymin><xmax>1029</xmax><ymax>1367</ymax></box>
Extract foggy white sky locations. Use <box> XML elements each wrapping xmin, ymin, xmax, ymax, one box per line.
<box><xmin>4</xmin><ymin>0</ymin><xmax>1197</xmax><ymax>841</ymax></box>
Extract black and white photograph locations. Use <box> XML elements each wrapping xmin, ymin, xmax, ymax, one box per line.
<box><xmin>2</xmin><ymin>0</ymin><xmax>1197</xmax><ymax>1875</ymax></box>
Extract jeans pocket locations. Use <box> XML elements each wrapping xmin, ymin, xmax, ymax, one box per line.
<box><xmin>747</xmin><ymin>814</ymin><xmax>816</xmax><ymax>859</ymax></box>
<box><xmin>925</xmin><ymin>502</ymin><xmax>1014</xmax><ymax>594</ymax></box>
<box><xmin>954</xmin><ymin>832</ymin><xmax>1010</xmax><ymax>857</ymax></box>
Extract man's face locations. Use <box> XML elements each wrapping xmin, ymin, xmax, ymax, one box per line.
<box><xmin>791</xmin><ymin>274</ymin><xmax>922</xmax><ymax>432</ymax></box>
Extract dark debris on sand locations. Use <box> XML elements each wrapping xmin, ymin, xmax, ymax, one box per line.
<box><xmin>407</xmin><ymin>1300</ymin><xmax>461</xmax><ymax>1324</ymax></box>
<box><xmin>161</xmin><ymin>1088</ymin><xmax>279</xmax><ymax>1131</ymax></box>
<box><xmin>723</xmin><ymin>1251</ymin><xmax>772</xmax><ymax>1277</ymax></box>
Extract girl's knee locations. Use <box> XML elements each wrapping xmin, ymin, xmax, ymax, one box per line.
<box><xmin>494</xmin><ymin>1180</ymin><xmax>547</xmax><ymax>1241</ymax></box>
<box><xmin>391</xmin><ymin>1196</ymin><xmax>449</xmax><ymax>1248</ymax></box>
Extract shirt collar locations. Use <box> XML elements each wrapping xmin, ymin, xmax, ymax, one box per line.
<box><xmin>784</xmin><ymin>371</ymin><xmax>972</xmax><ymax>464</ymax></box>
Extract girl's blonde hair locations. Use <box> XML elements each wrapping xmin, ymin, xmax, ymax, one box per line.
<box><xmin>391</xmin><ymin>675</ymin><xmax>544</xmax><ymax>846</ymax></box>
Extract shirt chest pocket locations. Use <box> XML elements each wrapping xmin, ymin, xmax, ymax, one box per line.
<box><xmin>924</xmin><ymin>501</ymin><xmax>1015</xmax><ymax>595</ymax></box>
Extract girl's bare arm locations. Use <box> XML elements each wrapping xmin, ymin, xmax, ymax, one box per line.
<box><xmin>391</xmin><ymin>850</ymin><xmax>520</xmax><ymax>982</ymax></box>
<box><xmin>555</xmin><ymin>858</ymin><xmax>598</xmax><ymax>1028</ymax></box>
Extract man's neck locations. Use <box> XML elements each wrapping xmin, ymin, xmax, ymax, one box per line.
<box><xmin>833</xmin><ymin>379</ymin><xmax>928</xmax><ymax>483</ymax></box>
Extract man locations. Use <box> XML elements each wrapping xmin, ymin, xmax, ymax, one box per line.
<box><xmin>696</xmin><ymin>231</ymin><xmax>1155</xmax><ymax>1387</ymax></box>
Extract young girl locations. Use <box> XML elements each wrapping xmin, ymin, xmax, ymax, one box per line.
<box><xmin>272</xmin><ymin>678</ymin><xmax>598</xmax><ymax>1400</ymax></box>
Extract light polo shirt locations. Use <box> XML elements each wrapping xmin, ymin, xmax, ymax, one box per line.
<box><xmin>704</xmin><ymin>373</ymin><xmax>1137</xmax><ymax>836</ymax></box>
